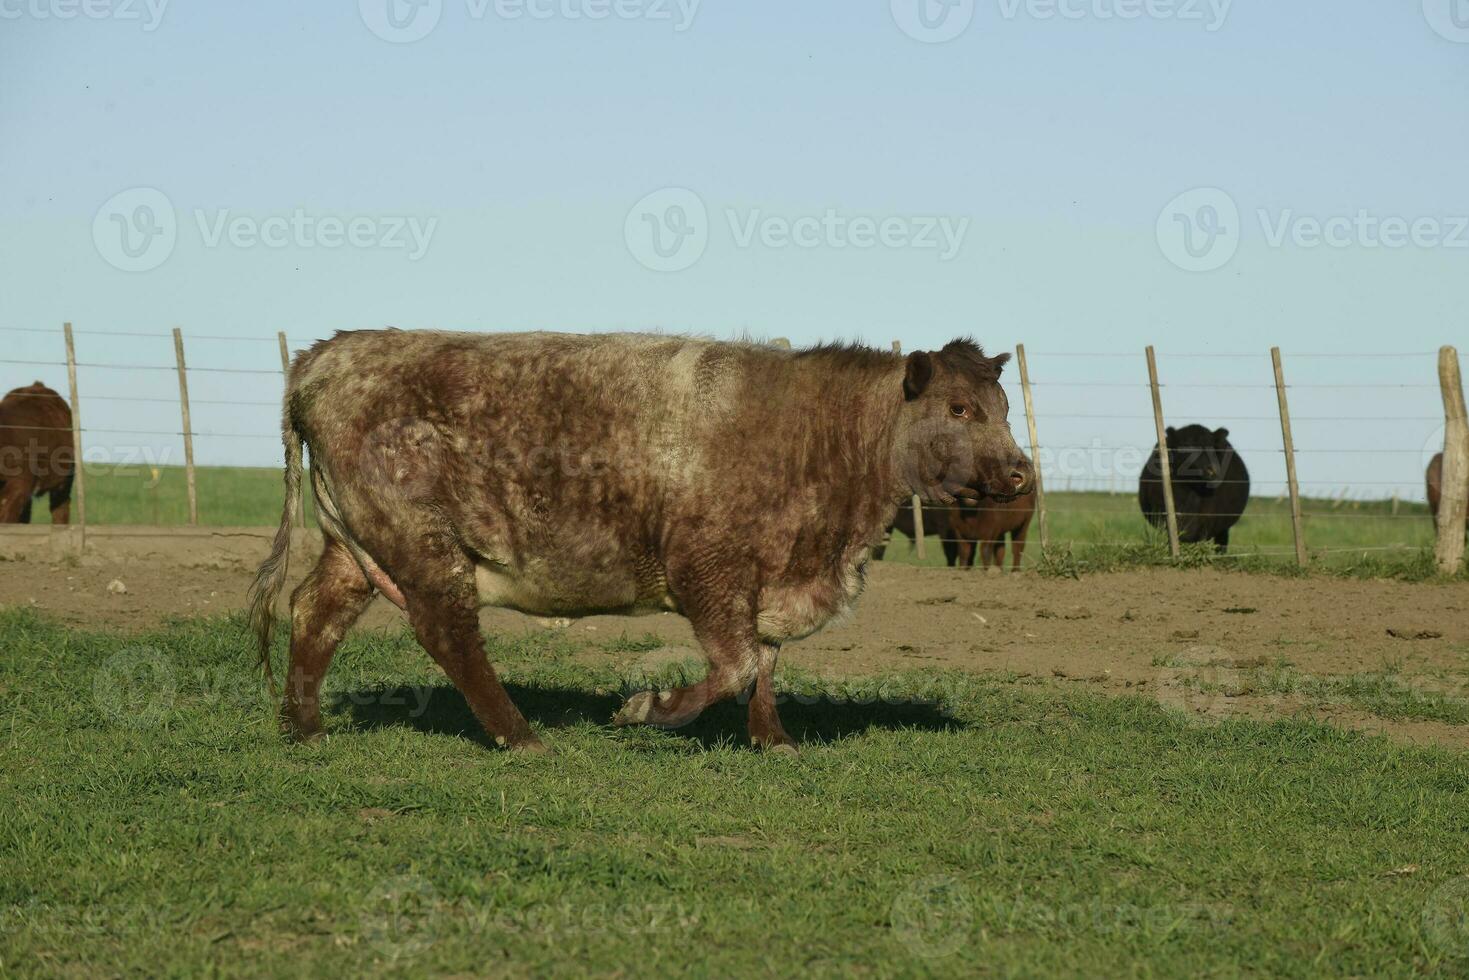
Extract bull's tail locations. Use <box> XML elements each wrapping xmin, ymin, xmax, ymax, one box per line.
<box><xmin>247</xmin><ymin>399</ymin><xmax>304</xmax><ymax>699</ymax></box>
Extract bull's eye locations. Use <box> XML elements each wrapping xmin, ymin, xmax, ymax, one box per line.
<box><xmin>949</xmin><ymin>404</ymin><xmax>968</xmax><ymax>419</ymax></box>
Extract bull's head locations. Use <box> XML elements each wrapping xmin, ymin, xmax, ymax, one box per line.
<box><xmin>1163</xmin><ymin>424</ymin><xmax>1235</xmax><ymax>493</ymax></box>
<box><xmin>892</xmin><ymin>339</ymin><xmax>1034</xmax><ymax>504</ymax></box>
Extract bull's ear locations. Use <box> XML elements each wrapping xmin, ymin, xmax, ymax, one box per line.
<box><xmin>1215</xmin><ymin>427</ymin><xmax>1230</xmax><ymax>443</ymax></box>
<box><xmin>904</xmin><ymin>351</ymin><xmax>934</xmax><ymax>401</ymax></box>
<box><xmin>1166</xmin><ymin>426</ymin><xmax>1176</xmax><ymax>437</ymax></box>
<box><xmin>992</xmin><ymin>352</ymin><xmax>1011</xmax><ymax>374</ymax></box>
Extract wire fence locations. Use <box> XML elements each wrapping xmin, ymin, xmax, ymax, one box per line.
<box><xmin>0</xmin><ymin>325</ymin><xmax>1461</xmax><ymax>567</ymax></box>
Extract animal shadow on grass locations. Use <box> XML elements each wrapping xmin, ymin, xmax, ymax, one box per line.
<box><xmin>332</xmin><ymin>681</ymin><xmax>962</xmax><ymax>750</ymax></box>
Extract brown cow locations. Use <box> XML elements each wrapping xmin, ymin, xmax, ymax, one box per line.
<box><xmin>1428</xmin><ymin>452</ymin><xmax>1443</xmax><ymax>526</ymax></box>
<box><xmin>947</xmin><ymin>491</ymin><xmax>1035</xmax><ymax>572</ymax></box>
<box><xmin>249</xmin><ymin>331</ymin><xmax>1034</xmax><ymax>753</ymax></box>
<box><xmin>0</xmin><ymin>382</ymin><xmax>74</xmax><ymax>524</ymax></box>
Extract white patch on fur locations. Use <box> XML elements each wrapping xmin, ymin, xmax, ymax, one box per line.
<box><xmin>756</xmin><ymin>550</ymin><xmax>870</xmax><ymax>643</ymax></box>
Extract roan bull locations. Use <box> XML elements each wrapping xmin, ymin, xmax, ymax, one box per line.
<box><xmin>249</xmin><ymin>330</ymin><xmax>1034</xmax><ymax>753</ymax></box>
<box><xmin>1139</xmin><ymin>424</ymin><xmax>1249</xmax><ymax>552</ymax></box>
<box><xmin>0</xmin><ymin>382</ymin><xmax>75</xmax><ymax>524</ymax></box>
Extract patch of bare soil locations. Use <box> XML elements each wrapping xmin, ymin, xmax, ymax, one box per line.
<box><xmin>3</xmin><ymin>548</ymin><xmax>1467</xmax><ymax>748</ymax></box>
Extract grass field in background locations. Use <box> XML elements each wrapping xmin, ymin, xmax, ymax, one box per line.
<box><xmin>23</xmin><ymin>464</ymin><xmax>1443</xmax><ymax>576</ymax></box>
<box><xmin>26</xmin><ymin>465</ymin><xmax>318</xmax><ymax>528</ymax></box>
<box><xmin>884</xmin><ymin>491</ymin><xmax>1442</xmax><ymax>574</ymax></box>
<box><xmin>3</xmin><ymin>609</ymin><xmax>1469</xmax><ymax>976</ymax></box>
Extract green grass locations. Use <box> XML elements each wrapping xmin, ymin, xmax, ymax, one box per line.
<box><xmin>4</xmin><ymin>609</ymin><xmax>1469</xmax><ymax>977</ymax></box>
<box><xmin>26</xmin><ymin>464</ymin><xmax>316</xmax><ymax>528</ymax></box>
<box><xmin>882</xmin><ymin>491</ymin><xmax>1450</xmax><ymax>577</ymax></box>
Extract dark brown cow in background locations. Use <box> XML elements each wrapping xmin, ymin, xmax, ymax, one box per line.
<box><xmin>947</xmin><ymin>492</ymin><xmax>1035</xmax><ymax>572</ymax></box>
<box><xmin>0</xmin><ymin>382</ymin><xmax>74</xmax><ymax>524</ymax></box>
<box><xmin>250</xmin><ymin>330</ymin><xmax>1034</xmax><ymax>754</ymax></box>
<box><xmin>1428</xmin><ymin>452</ymin><xmax>1443</xmax><ymax>527</ymax></box>
<box><xmin>873</xmin><ymin>502</ymin><xmax>949</xmax><ymax>561</ymax></box>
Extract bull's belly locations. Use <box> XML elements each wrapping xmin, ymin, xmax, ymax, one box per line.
<box><xmin>756</xmin><ymin>551</ymin><xmax>871</xmax><ymax>643</ymax></box>
<box><xmin>473</xmin><ymin>559</ymin><xmax>676</xmax><ymax>618</ymax></box>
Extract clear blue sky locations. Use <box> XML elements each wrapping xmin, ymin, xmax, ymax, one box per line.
<box><xmin>0</xmin><ymin>1</ymin><xmax>1464</xmax><ymax>501</ymax></box>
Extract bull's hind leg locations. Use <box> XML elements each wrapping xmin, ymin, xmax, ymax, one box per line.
<box><xmin>282</xmin><ymin>537</ymin><xmax>374</xmax><ymax>740</ymax></box>
<box><xmin>747</xmin><ymin>643</ymin><xmax>795</xmax><ymax>753</ymax></box>
<box><xmin>48</xmin><ymin>476</ymin><xmax>74</xmax><ymax>524</ymax></box>
<box><xmin>396</xmin><ymin>557</ymin><xmax>543</xmax><ymax>752</ymax></box>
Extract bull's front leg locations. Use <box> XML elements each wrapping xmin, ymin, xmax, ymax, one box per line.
<box><xmin>0</xmin><ymin>476</ymin><xmax>34</xmax><ymax>523</ymax></box>
<box><xmin>612</xmin><ymin>569</ymin><xmax>796</xmax><ymax>752</ymax></box>
<box><xmin>611</xmin><ymin>623</ymin><xmax>758</xmax><ymax>732</ymax></box>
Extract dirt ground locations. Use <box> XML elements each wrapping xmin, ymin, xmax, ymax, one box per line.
<box><xmin>4</xmin><ymin>546</ymin><xmax>1468</xmax><ymax>747</ymax></box>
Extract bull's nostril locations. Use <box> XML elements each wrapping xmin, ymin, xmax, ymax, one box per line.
<box><xmin>1009</xmin><ymin>469</ymin><xmax>1026</xmax><ymax>488</ymax></box>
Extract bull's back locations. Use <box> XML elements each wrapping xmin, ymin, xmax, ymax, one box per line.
<box><xmin>0</xmin><ymin>383</ymin><xmax>73</xmax><ymax>462</ymax></box>
<box><xmin>288</xmin><ymin>330</ymin><xmax>744</xmax><ymax>616</ymax></box>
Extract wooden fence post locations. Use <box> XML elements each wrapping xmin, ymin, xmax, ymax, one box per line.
<box><xmin>62</xmin><ymin>322</ymin><xmax>86</xmax><ymax>544</ymax></box>
<box><xmin>1015</xmin><ymin>343</ymin><xmax>1048</xmax><ymax>552</ymax></box>
<box><xmin>1145</xmin><ymin>346</ymin><xmax>1181</xmax><ymax>558</ymax></box>
<box><xmin>892</xmin><ymin>340</ymin><xmax>926</xmax><ymax>560</ymax></box>
<box><xmin>277</xmin><ymin>331</ymin><xmax>306</xmax><ymax>529</ymax></box>
<box><xmin>1436</xmin><ymin>345</ymin><xmax>1468</xmax><ymax>574</ymax></box>
<box><xmin>172</xmin><ymin>327</ymin><xmax>198</xmax><ymax>525</ymax></box>
<box><xmin>1270</xmin><ymin>348</ymin><xmax>1308</xmax><ymax>567</ymax></box>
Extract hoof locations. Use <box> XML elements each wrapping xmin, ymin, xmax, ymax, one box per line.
<box><xmin>612</xmin><ymin>691</ymin><xmax>655</xmax><ymax>727</ymax></box>
<box><xmin>753</xmin><ymin>736</ymin><xmax>798</xmax><ymax>755</ymax></box>
<box><xmin>511</xmin><ymin>737</ymin><xmax>552</xmax><ymax>755</ymax></box>
<box><xmin>280</xmin><ymin>715</ymin><xmax>324</xmax><ymax>744</ymax></box>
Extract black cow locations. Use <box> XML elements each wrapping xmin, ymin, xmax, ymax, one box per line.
<box><xmin>873</xmin><ymin>501</ymin><xmax>951</xmax><ymax>562</ymax></box>
<box><xmin>1139</xmin><ymin>424</ymin><xmax>1249</xmax><ymax>552</ymax></box>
